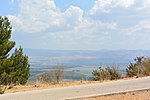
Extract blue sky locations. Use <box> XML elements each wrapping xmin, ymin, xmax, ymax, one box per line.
<box><xmin>1</xmin><ymin>0</ymin><xmax>150</xmax><ymax>50</ymax></box>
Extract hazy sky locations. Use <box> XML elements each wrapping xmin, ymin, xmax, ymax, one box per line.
<box><xmin>1</xmin><ymin>0</ymin><xmax>150</xmax><ymax>50</ymax></box>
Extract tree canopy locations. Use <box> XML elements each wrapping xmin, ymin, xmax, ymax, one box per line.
<box><xmin>0</xmin><ymin>16</ymin><xmax>30</xmax><ymax>85</ymax></box>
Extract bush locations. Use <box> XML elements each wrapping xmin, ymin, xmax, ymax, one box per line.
<box><xmin>37</xmin><ymin>72</ymin><xmax>54</xmax><ymax>84</ymax></box>
<box><xmin>92</xmin><ymin>67</ymin><xmax>109</xmax><ymax>81</ymax></box>
<box><xmin>105</xmin><ymin>67</ymin><xmax>121</xmax><ymax>80</ymax></box>
<box><xmin>0</xmin><ymin>85</ymin><xmax>6</xmax><ymax>94</ymax></box>
<box><xmin>92</xmin><ymin>66</ymin><xmax>121</xmax><ymax>81</ymax></box>
<box><xmin>141</xmin><ymin>58</ymin><xmax>150</xmax><ymax>76</ymax></box>
<box><xmin>126</xmin><ymin>56</ymin><xmax>150</xmax><ymax>77</ymax></box>
<box><xmin>126</xmin><ymin>63</ymin><xmax>139</xmax><ymax>77</ymax></box>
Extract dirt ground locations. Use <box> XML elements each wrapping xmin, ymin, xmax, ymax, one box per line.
<box><xmin>78</xmin><ymin>89</ymin><xmax>150</xmax><ymax>100</ymax></box>
<box><xmin>5</xmin><ymin>77</ymin><xmax>135</xmax><ymax>93</ymax></box>
<box><xmin>5</xmin><ymin>77</ymin><xmax>136</xmax><ymax>94</ymax></box>
<box><xmin>5</xmin><ymin>81</ymin><xmax>98</xmax><ymax>93</ymax></box>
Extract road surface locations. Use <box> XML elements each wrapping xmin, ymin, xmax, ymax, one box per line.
<box><xmin>0</xmin><ymin>76</ymin><xmax>150</xmax><ymax>100</ymax></box>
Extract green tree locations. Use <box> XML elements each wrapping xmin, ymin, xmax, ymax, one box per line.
<box><xmin>10</xmin><ymin>47</ymin><xmax>30</xmax><ymax>85</ymax></box>
<box><xmin>0</xmin><ymin>16</ymin><xmax>15</xmax><ymax>85</ymax></box>
<box><xmin>0</xmin><ymin>17</ymin><xmax>15</xmax><ymax>59</ymax></box>
<box><xmin>0</xmin><ymin>16</ymin><xmax>30</xmax><ymax>86</ymax></box>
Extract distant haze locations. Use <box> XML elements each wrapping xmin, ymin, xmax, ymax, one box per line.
<box><xmin>24</xmin><ymin>48</ymin><xmax>150</xmax><ymax>67</ymax></box>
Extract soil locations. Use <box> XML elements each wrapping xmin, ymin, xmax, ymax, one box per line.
<box><xmin>78</xmin><ymin>89</ymin><xmax>150</xmax><ymax>100</ymax></box>
<box><xmin>5</xmin><ymin>81</ymin><xmax>98</xmax><ymax>93</ymax></box>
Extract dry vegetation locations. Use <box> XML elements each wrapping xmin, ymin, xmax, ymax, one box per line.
<box><xmin>5</xmin><ymin>81</ymin><xmax>98</xmax><ymax>93</ymax></box>
<box><xmin>4</xmin><ymin>77</ymin><xmax>137</xmax><ymax>94</ymax></box>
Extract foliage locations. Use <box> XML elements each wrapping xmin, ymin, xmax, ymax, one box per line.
<box><xmin>126</xmin><ymin>63</ymin><xmax>138</xmax><ymax>77</ymax></box>
<box><xmin>0</xmin><ymin>85</ymin><xmax>6</xmax><ymax>94</ymax></box>
<box><xmin>0</xmin><ymin>16</ymin><xmax>15</xmax><ymax>85</ymax></box>
<box><xmin>105</xmin><ymin>67</ymin><xmax>121</xmax><ymax>80</ymax></box>
<box><xmin>126</xmin><ymin>56</ymin><xmax>150</xmax><ymax>77</ymax></box>
<box><xmin>0</xmin><ymin>16</ymin><xmax>15</xmax><ymax>59</ymax></box>
<box><xmin>92</xmin><ymin>66</ymin><xmax>121</xmax><ymax>81</ymax></box>
<box><xmin>0</xmin><ymin>16</ymin><xmax>30</xmax><ymax>86</ymax></box>
<box><xmin>10</xmin><ymin>47</ymin><xmax>30</xmax><ymax>85</ymax></box>
<box><xmin>126</xmin><ymin>56</ymin><xmax>144</xmax><ymax>77</ymax></box>
<box><xmin>142</xmin><ymin>58</ymin><xmax>150</xmax><ymax>76</ymax></box>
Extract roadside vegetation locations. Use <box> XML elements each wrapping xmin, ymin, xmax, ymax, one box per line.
<box><xmin>38</xmin><ymin>56</ymin><xmax>150</xmax><ymax>84</ymax></box>
<box><xmin>0</xmin><ymin>16</ymin><xmax>30</xmax><ymax>94</ymax></box>
<box><xmin>92</xmin><ymin>56</ymin><xmax>150</xmax><ymax>81</ymax></box>
<box><xmin>92</xmin><ymin>66</ymin><xmax>122</xmax><ymax>81</ymax></box>
<box><xmin>0</xmin><ymin>85</ymin><xmax>6</xmax><ymax>94</ymax></box>
<box><xmin>126</xmin><ymin>56</ymin><xmax>150</xmax><ymax>77</ymax></box>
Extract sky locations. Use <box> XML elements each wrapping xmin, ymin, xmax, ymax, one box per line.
<box><xmin>0</xmin><ymin>0</ymin><xmax>150</xmax><ymax>50</ymax></box>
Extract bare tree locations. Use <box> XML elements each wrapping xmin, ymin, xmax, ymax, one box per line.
<box><xmin>54</xmin><ymin>66</ymin><xmax>64</xmax><ymax>84</ymax></box>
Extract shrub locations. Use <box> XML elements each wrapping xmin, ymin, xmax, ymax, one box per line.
<box><xmin>105</xmin><ymin>67</ymin><xmax>121</xmax><ymax>80</ymax></box>
<box><xmin>37</xmin><ymin>72</ymin><xmax>54</xmax><ymax>84</ymax></box>
<box><xmin>92</xmin><ymin>66</ymin><xmax>121</xmax><ymax>81</ymax></box>
<box><xmin>0</xmin><ymin>85</ymin><xmax>6</xmax><ymax>94</ymax></box>
<box><xmin>126</xmin><ymin>56</ymin><xmax>150</xmax><ymax>77</ymax></box>
<box><xmin>142</xmin><ymin>58</ymin><xmax>150</xmax><ymax>76</ymax></box>
<box><xmin>126</xmin><ymin>63</ymin><xmax>139</xmax><ymax>77</ymax></box>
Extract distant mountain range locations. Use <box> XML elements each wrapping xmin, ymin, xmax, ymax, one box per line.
<box><xmin>24</xmin><ymin>48</ymin><xmax>150</xmax><ymax>67</ymax></box>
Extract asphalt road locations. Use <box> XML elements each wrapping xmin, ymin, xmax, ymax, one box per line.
<box><xmin>0</xmin><ymin>76</ymin><xmax>150</xmax><ymax>100</ymax></box>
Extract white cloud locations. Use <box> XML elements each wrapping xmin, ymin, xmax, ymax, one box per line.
<box><xmin>9</xmin><ymin>0</ymin><xmax>150</xmax><ymax>50</ymax></box>
<box><xmin>9</xmin><ymin>0</ymin><xmax>60</xmax><ymax>32</ymax></box>
<box><xmin>8</xmin><ymin>0</ymin><xmax>116</xmax><ymax>42</ymax></box>
<box><xmin>90</xmin><ymin>0</ymin><xmax>134</xmax><ymax>14</ymax></box>
<box><xmin>124</xmin><ymin>20</ymin><xmax>150</xmax><ymax>35</ymax></box>
<box><xmin>142</xmin><ymin>0</ymin><xmax>150</xmax><ymax>9</ymax></box>
<box><xmin>137</xmin><ymin>0</ymin><xmax>150</xmax><ymax>13</ymax></box>
<box><xmin>117</xmin><ymin>0</ymin><xmax>134</xmax><ymax>7</ymax></box>
<box><xmin>9</xmin><ymin>0</ymin><xmax>84</xmax><ymax>33</ymax></box>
